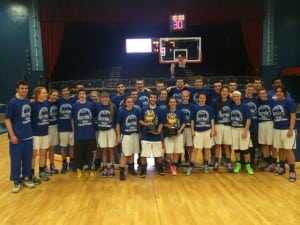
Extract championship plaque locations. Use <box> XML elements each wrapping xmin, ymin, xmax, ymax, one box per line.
<box><xmin>166</xmin><ymin>112</ymin><xmax>178</xmax><ymax>136</ymax></box>
<box><xmin>144</xmin><ymin>110</ymin><xmax>157</xmax><ymax>133</ymax></box>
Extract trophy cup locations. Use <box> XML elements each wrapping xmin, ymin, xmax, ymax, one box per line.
<box><xmin>166</xmin><ymin>112</ymin><xmax>178</xmax><ymax>136</ymax></box>
<box><xmin>144</xmin><ymin>110</ymin><xmax>157</xmax><ymax>133</ymax></box>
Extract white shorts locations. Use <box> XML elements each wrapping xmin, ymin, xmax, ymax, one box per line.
<box><xmin>258</xmin><ymin>121</ymin><xmax>273</xmax><ymax>145</ymax></box>
<box><xmin>59</xmin><ymin>132</ymin><xmax>74</xmax><ymax>147</ymax></box>
<box><xmin>141</xmin><ymin>141</ymin><xmax>163</xmax><ymax>158</ymax></box>
<box><xmin>273</xmin><ymin>129</ymin><xmax>296</xmax><ymax>150</ymax></box>
<box><xmin>98</xmin><ymin>129</ymin><xmax>116</xmax><ymax>148</ymax></box>
<box><xmin>33</xmin><ymin>135</ymin><xmax>49</xmax><ymax>150</ymax></box>
<box><xmin>214</xmin><ymin>124</ymin><xmax>232</xmax><ymax>145</ymax></box>
<box><xmin>231</xmin><ymin>128</ymin><xmax>251</xmax><ymax>151</ymax></box>
<box><xmin>193</xmin><ymin>130</ymin><xmax>214</xmax><ymax>149</ymax></box>
<box><xmin>48</xmin><ymin>125</ymin><xmax>58</xmax><ymax>147</ymax></box>
<box><xmin>182</xmin><ymin>128</ymin><xmax>193</xmax><ymax>147</ymax></box>
<box><xmin>121</xmin><ymin>133</ymin><xmax>140</xmax><ymax>156</ymax></box>
<box><xmin>164</xmin><ymin>134</ymin><xmax>184</xmax><ymax>154</ymax></box>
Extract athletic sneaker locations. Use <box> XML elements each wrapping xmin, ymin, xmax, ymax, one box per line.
<box><xmin>50</xmin><ymin>164</ymin><xmax>59</xmax><ymax>174</ymax></box>
<box><xmin>119</xmin><ymin>171</ymin><xmax>126</xmax><ymax>181</ymax></box>
<box><xmin>23</xmin><ymin>178</ymin><xmax>35</xmax><ymax>188</ymax></box>
<box><xmin>158</xmin><ymin>165</ymin><xmax>165</xmax><ymax>176</ymax></box>
<box><xmin>102</xmin><ymin>167</ymin><xmax>109</xmax><ymax>178</ymax></box>
<box><xmin>32</xmin><ymin>176</ymin><xmax>41</xmax><ymax>185</ymax></box>
<box><xmin>227</xmin><ymin>163</ymin><xmax>233</xmax><ymax>173</ymax></box>
<box><xmin>109</xmin><ymin>167</ymin><xmax>116</xmax><ymax>177</ymax></box>
<box><xmin>12</xmin><ymin>181</ymin><xmax>21</xmax><ymax>193</ymax></box>
<box><xmin>43</xmin><ymin>167</ymin><xmax>53</xmax><ymax>176</ymax></box>
<box><xmin>260</xmin><ymin>162</ymin><xmax>270</xmax><ymax>171</ymax></box>
<box><xmin>83</xmin><ymin>164</ymin><xmax>89</xmax><ymax>171</ymax></box>
<box><xmin>213</xmin><ymin>162</ymin><xmax>219</xmax><ymax>171</ymax></box>
<box><xmin>275</xmin><ymin>167</ymin><xmax>286</xmax><ymax>176</ymax></box>
<box><xmin>269</xmin><ymin>164</ymin><xmax>277</xmax><ymax>173</ymax></box>
<box><xmin>90</xmin><ymin>171</ymin><xmax>96</xmax><ymax>177</ymax></box>
<box><xmin>245</xmin><ymin>164</ymin><xmax>254</xmax><ymax>175</ymax></box>
<box><xmin>203</xmin><ymin>165</ymin><xmax>209</xmax><ymax>174</ymax></box>
<box><xmin>69</xmin><ymin>161</ymin><xmax>75</xmax><ymax>171</ymax></box>
<box><xmin>61</xmin><ymin>162</ymin><xmax>68</xmax><ymax>174</ymax></box>
<box><xmin>39</xmin><ymin>172</ymin><xmax>50</xmax><ymax>181</ymax></box>
<box><xmin>171</xmin><ymin>165</ymin><xmax>177</xmax><ymax>175</ymax></box>
<box><xmin>140</xmin><ymin>167</ymin><xmax>146</xmax><ymax>178</ymax></box>
<box><xmin>186</xmin><ymin>167</ymin><xmax>194</xmax><ymax>176</ymax></box>
<box><xmin>289</xmin><ymin>172</ymin><xmax>296</xmax><ymax>182</ymax></box>
<box><xmin>76</xmin><ymin>168</ymin><xmax>83</xmax><ymax>178</ymax></box>
<box><xmin>233</xmin><ymin>162</ymin><xmax>241</xmax><ymax>173</ymax></box>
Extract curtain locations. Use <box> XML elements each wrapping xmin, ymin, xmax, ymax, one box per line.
<box><xmin>40</xmin><ymin>22</ymin><xmax>65</xmax><ymax>82</ymax></box>
<box><xmin>240</xmin><ymin>20</ymin><xmax>263</xmax><ymax>76</ymax></box>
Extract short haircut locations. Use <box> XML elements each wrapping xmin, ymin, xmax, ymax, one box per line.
<box><xmin>16</xmin><ymin>80</ymin><xmax>28</xmax><ymax>89</ymax></box>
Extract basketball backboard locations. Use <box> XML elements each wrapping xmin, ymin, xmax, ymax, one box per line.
<box><xmin>159</xmin><ymin>37</ymin><xmax>202</xmax><ymax>64</ymax></box>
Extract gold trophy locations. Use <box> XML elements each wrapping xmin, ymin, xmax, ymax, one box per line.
<box><xmin>144</xmin><ymin>110</ymin><xmax>157</xmax><ymax>133</ymax></box>
<box><xmin>166</xmin><ymin>112</ymin><xmax>178</xmax><ymax>136</ymax></box>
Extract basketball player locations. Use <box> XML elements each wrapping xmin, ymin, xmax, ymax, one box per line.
<box><xmin>5</xmin><ymin>81</ymin><xmax>35</xmax><ymax>193</ymax></box>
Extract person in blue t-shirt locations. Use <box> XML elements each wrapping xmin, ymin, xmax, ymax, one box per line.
<box><xmin>116</xmin><ymin>96</ymin><xmax>141</xmax><ymax>181</ymax></box>
<box><xmin>139</xmin><ymin>92</ymin><xmax>166</xmax><ymax>178</ymax></box>
<box><xmin>163</xmin><ymin>97</ymin><xmax>186</xmax><ymax>175</ymax></box>
<box><xmin>167</xmin><ymin>77</ymin><xmax>189</xmax><ymax>104</ymax></box>
<box><xmin>136</xmin><ymin>79</ymin><xmax>151</xmax><ymax>108</ymax></box>
<box><xmin>230</xmin><ymin>91</ymin><xmax>253</xmax><ymax>175</ymax></box>
<box><xmin>268</xmin><ymin>77</ymin><xmax>292</xmax><ymax>100</ymax></box>
<box><xmin>157</xmin><ymin>89</ymin><xmax>168</xmax><ymax>112</ymax></box>
<box><xmin>271</xmin><ymin>85</ymin><xmax>296</xmax><ymax>182</ymax></box>
<box><xmin>178</xmin><ymin>90</ymin><xmax>194</xmax><ymax>164</ymax></box>
<box><xmin>46</xmin><ymin>89</ymin><xmax>59</xmax><ymax>175</ymax></box>
<box><xmin>257</xmin><ymin>88</ymin><xmax>277</xmax><ymax>171</ymax></box>
<box><xmin>5</xmin><ymin>81</ymin><xmax>35</xmax><ymax>193</ymax></box>
<box><xmin>213</xmin><ymin>86</ymin><xmax>233</xmax><ymax>172</ymax></box>
<box><xmin>96</xmin><ymin>92</ymin><xmax>117</xmax><ymax>178</ymax></box>
<box><xmin>57</xmin><ymin>85</ymin><xmax>76</xmax><ymax>173</ymax></box>
<box><xmin>111</xmin><ymin>82</ymin><xmax>129</xmax><ymax>110</ymax></box>
<box><xmin>71</xmin><ymin>89</ymin><xmax>97</xmax><ymax>178</ymax></box>
<box><xmin>188</xmin><ymin>76</ymin><xmax>214</xmax><ymax>105</ymax></box>
<box><xmin>31</xmin><ymin>86</ymin><xmax>50</xmax><ymax>182</ymax></box>
<box><xmin>243</xmin><ymin>83</ymin><xmax>259</xmax><ymax>168</ymax></box>
<box><xmin>187</xmin><ymin>92</ymin><xmax>215</xmax><ymax>175</ymax></box>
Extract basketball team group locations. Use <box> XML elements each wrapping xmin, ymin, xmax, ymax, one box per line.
<box><xmin>4</xmin><ymin>75</ymin><xmax>297</xmax><ymax>193</ymax></box>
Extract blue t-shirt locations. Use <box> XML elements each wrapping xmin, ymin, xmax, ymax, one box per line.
<box><xmin>5</xmin><ymin>96</ymin><xmax>33</xmax><ymax>139</ymax></box>
<box><xmin>272</xmin><ymin>98</ymin><xmax>296</xmax><ymax>130</ymax></box>
<box><xmin>137</xmin><ymin>90</ymin><xmax>149</xmax><ymax>108</ymax></box>
<box><xmin>189</xmin><ymin>86</ymin><xmax>214</xmax><ymax>105</ymax></box>
<box><xmin>178</xmin><ymin>103</ymin><xmax>194</xmax><ymax>128</ymax></box>
<box><xmin>213</xmin><ymin>99</ymin><xmax>232</xmax><ymax>126</ymax></box>
<box><xmin>116</xmin><ymin>108</ymin><xmax>140</xmax><ymax>135</ymax></box>
<box><xmin>57</xmin><ymin>97</ymin><xmax>76</xmax><ymax>132</ymax></box>
<box><xmin>243</xmin><ymin>96</ymin><xmax>258</xmax><ymax>132</ymax></box>
<box><xmin>230</xmin><ymin>103</ymin><xmax>252</xmax><ymax>128</ymax></box>
<box><xmin>95</xmin><ymin>104</ymin><xmax>117</xmax><ymax>131</ymax></box>
<box><xmin>257</xmin><ymin>99</ymin><xmax>273</xmax><ymax>122</ymax></box>
<box><xmin>72</xmin><ymin>101</ymin><xmax>96</xmax><ymax>140</ymax></box>
<box><xmin>157</xmin><ymin>100</ymin><xmax>168</xmax><ymax>112</ymax></box>
<box><xmin>111</xmin><ymin>93</ymin><xmax>129</xmax><ymax>110</ymax></box>
<box><xmin>191</xmin><ymin>104</ymin><xmax>215</xmax><ymax>131</ymax></box>
<box><xmin>140</xmin><ymin>106</ymin><xmax>166</xmax><ymax>141</ymax></box>
<box><xmin>168</xmin><ymin>87</ymin><xmax>188</xmax><ymax>104</ymax></box>
<box><xmin>48</xmin><ymin>101</ymin><xmax>58</xmax><ymax>126</ymax></box>
<box><xmin>31</xmin><ymin>101</ymin><xmax>49</xmax><ymax>136</ymax></box>
<box><xmin>268</xmin><ymin>90</ymin><xmax>292</xmax><ymax>100</ymax></box>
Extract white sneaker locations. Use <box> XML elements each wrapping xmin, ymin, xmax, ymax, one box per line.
<box><xmin>23</xmin><ymin>178</ymin><xmax>35</xmax><ymax>188</ymax></box>
<box><xmin>12</xmin><ymin>182</ymin><xmax>21</xmax><ymax>193</ymax></box>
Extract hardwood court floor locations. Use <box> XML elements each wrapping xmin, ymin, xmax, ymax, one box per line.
<box><xmin>0</xmin><ymin>134</ymin><xmax>300</xmax><ymax>225</ymax></box>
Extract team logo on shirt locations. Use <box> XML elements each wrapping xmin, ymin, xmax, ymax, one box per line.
<box><xmin>219</xmin><ymin>105</ymin><xmax>231</xmax><ymax>123</ymax></box>
<box><xmin>59</xmin><ymin>103</ymin><xmax>72</xmax><ymax>119</ymax></box>
<box><xmin>21</xmin><ymin>104</ymin><xmax>31</xmax><ymax>124</ymax></box>
<box><xmin>172</xmin><ymin>93</ymin><xmax>182</xmax><ymax>103</ymax></box>
<box><xmin>138</xmin><ymin>95</ymin><xmax>149</xmax><ymax>106</ymax></box>
<box><xmin>49</xmin><ymin>105</ymin><xmax>58</xmax><ymax>122</ymax></box>
<box><xmin>193</xmin><ymin>93</ymin><xmax>199</xmax><ymax>103</ymax></box>
<box><xmin>98</xmin><ymin>110</ymin><xmax>112</xmax><ymax>126</ymax></box>
<box><xmin>38</xmin><ymin>107</ymin><xmax>49</xmax><ymax>126</ymax></box>
<box><xmin>231</xmin><ymin>109</ymin><xmax>243</xmax><ymax>127</ymax></box>
<box><xmin>272</xmin><ymin>105</ymin><xmax>287</xmax><ymax>122</ymax></box>
<box><xmin>125</xmin><ymin>114</ymin><xmax>138</xmax><ymax>132</ymax></box>
<box><xmin>258</xmin><ymin>105</ymin><xmax>271</xmax><ymax>120</ymax></box>
<box><xmin>196</xmin><ymin>110</ymin><xmax>210</xmax><ymax>128</ymax></box>
<box><xmin>246</xmin><ymin>102</ymin><xmax>257</xmax><ymax>119</ymax></box>
<box><xmin>77</xmin><ymin>108</ymin><xmax>92</xmax><ymax>126</ymax></box>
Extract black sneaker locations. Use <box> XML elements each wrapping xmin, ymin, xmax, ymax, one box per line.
<box><xmin>119</xmin><ymin>172</ymin><xmax>126</xmax><ymax>181</ymax></box>
<box><xmin>158</xmin><ymin>165</ymin><xmax>165</xmax><ymax>176</ymax></box>
<box><xmin>140</xmin><ymin>166</ymin><xmax>146</xmax><ymax>178</ymax></box>
<box><xmin>12</xmin><ymin>181</ymin><xmax>21</xmax><ymax>193</ymax></box>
